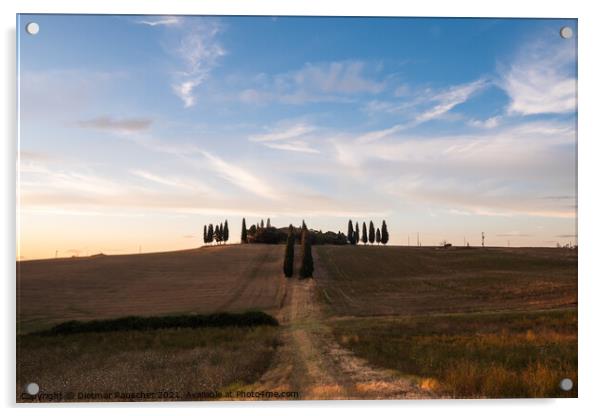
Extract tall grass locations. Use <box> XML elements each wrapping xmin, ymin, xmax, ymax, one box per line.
<box><xmin>17</xmin><ymin>325</ymin><xmax>280</xmax><ymax>402</ymax></box>
<box><xmin>331</xmin><ymin>309</ymin><xmax>577</xmax><ymax>398</ymax></box>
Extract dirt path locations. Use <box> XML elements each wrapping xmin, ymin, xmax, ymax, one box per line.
<box><xmin>253</xmin><ymin>250</ymin><xmax>436</xmax><ymax>400</ymax></box>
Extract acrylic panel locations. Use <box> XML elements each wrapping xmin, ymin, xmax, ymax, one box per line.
<box><xmin>16</xmin><ymin>14</ymin><xmax>577</xmax><ymax>402</ymax></box>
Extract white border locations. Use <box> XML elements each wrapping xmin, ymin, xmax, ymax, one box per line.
<box><xmin>2</xmin><ymin>1</ymin><xmax>601</xmax><ymax>415</ymax></box>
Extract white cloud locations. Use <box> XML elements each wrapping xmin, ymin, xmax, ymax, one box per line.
<box><xmin>249</xmin><ymin>123</ymin><xmax>319</xmax><ymax>153</ymax></box>
<box><xmin>130</xmin><ymin>169</ymin><xmax>212</xmax><ymax>192</ymax></box>
<box><xmin>236</xmin><ymin>61</ymin><xmax>384</xmax><ymax>105</ymax></box>
<box><xmin>139</xmin><ymin>17</ymin><xmax>225</xmax><ymax>108</ymax></box>
<box><xmin>170</xmin><ymin>21</ymin><xmax>226</xmax><ymax>108</ymax></box>
<box><xmin>468</xmin><ymin>116</ymin><xmax>502</xmax><ymax>129</ymax></box>
<box><xmin>500</xmin><ymin>39</ymin><xmax>576</xmax><ymax>115</ymax></box>
<box><xmin>201</xmin><ymin>151</ymin><xmax>280</xmax><ymax>200</ymax></box>
<box><xmin>136</xmin><ymin>16</ymin><xmax>181</xmax><ymax>27</ymax></box>
<box><xmin>415</xmin><ymin>79</ymin><xmax>488</xmax><ymax>123</ymax></box>
<box><xmin>332</xmin><ymin>120</ymin><xmax>576</xmax><ymax>219</ymax></box>
<box><xmin>261</xmin><ymin>141</ymin><xmax>319</xmax><ymax>154</ymax></box>
<box><xmin>249</xmin><ymin>123</ymin><xmax>315</xmax><ymax>142</ymax></box>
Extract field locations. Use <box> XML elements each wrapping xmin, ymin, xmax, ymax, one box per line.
<box><xmin>315</xmin><ymin>245</ymin><xmax>577</xmax><ymax>316</ymax></box>
<box><xmin>17</xmin><ymin>244</ymin><xmax>285</xmax><ymax>334</ymax></box>
<box><xmin>17</xmin><ymin>244</ymin><xmax>578</xmax><ymax>400</ymax></box>
<box><xmin>315</xmin><ymin>245</ymin><xmax>578</xmax><ymax>398</ymax></box>
<box><xmin>18</xmin><ymin>326</ymin><xmax>280</xmax><ymax>402</ymax></box>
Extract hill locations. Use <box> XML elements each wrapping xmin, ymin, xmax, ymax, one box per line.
<box><xmin>17</xmin><ymin>244</ymin><xmax>285</xmax><ymax>334</ymax></box>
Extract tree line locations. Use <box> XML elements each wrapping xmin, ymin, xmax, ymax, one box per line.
<box><xmin>202</xmin><ymin>220</ymin><xmax>229</xmax><ymax>245</ymax></box>
<box><xmin>347</xmin><ymin>220</ymin><xmax>389</xmax><ymax>245</ymax></box>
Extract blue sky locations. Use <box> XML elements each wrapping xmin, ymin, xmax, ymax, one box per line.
<box><xmin>17</xmin><ymin>15</ymin><xmax>577</xmax><ymax>258</ymax></box>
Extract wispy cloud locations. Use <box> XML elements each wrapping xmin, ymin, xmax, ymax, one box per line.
<box><xmin>237</xmin><ymin>61</ymin><xmax>384</xmax><ymax>105</ymax></box>
<box><xmin>135</xmin><ymin>16</ymin><xmax>181</xmax><ymax>27</ymax></box>
<box><xmin>415</xmin><ymin>79</ymin><xmax>488</xmax><ymax>123</ymax></box>
<box><xmin>249</xmin><ymin>123</ymin><xmax>319</xmax><ymax>153</ymax></box>
<box><xmin>201</xmin><ymin>151</ymin><xmax>280</xmax><ymax>200</ymax></box>
<box><xmin>360</xmin><ymin>79</ymin><xmax>488</xmax><ymax>136</ymax></box>
<box><xmin>139</xmin><ymin>17</ymin><xmax>226</xmax><ymax>108</ymax></box>
<box><xmin>77</xmin><ymin>116</ymin><xmax>153</xmax><ymax>134</ymax></box>
<box><xmin>499</xmin><ymin>37</ymin><xmax>576</xmax><ymax>115</ymax></box>
<box><xmin>333</xmin><ymin>120</ymin><xmax>576</xmax><ymax>219</ymax></box>
<box><xmin>130</xmin><ymin>169</ymin><xmax>212</xmax><ymax>192</ymax></box>
<box><xmin>170</xmin><ymin>20</ymin><xmax>225</xmax><ymax>108</ymax></box>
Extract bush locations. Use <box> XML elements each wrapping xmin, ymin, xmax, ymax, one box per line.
<box><xmin>39</xmin><ymin>311</ymin><xmax>279</xmax><ymax>336</ymax></box>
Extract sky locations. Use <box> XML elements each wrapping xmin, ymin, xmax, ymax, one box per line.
<box><xmin>17</xmin><ymin>15</ymin><xmax>577</xmax><ymax>259</ymax></box>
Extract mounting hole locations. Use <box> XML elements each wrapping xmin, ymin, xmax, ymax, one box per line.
<box><xmin>25</xmin><ymin>22</ymin><xmax>40</xmax><ymax>35</ymax></box>
<box><xmin>25</xmin><ymin>382</ymin><xmax>40</xmax><ymax>395</ymax></box>
<box><xmin>559</xmin><ymin>378</ymin><xmax>573</xmax><ymax>391</ymax></box>
<box><xmin>560</xmin><ymin>26</ymin><xmax>573</xmax><ymax>39</ymax></box>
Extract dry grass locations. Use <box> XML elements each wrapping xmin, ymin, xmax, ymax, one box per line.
<box><xmin>17</xmin><ymin>326</ymin><xmax>280</xmax><ymax>402</ymax></box>
<box><xmin>17</xmin><ymin>245</ymin><xmax>285</xmax><ymax>333</ymax></box>
<box><xmin>331</xmin><ymin>309</ymin><xmax>577</xmax><ymax>398</ymax></box>
<box><xmin>315</xmin><ymin>245</ymin><xmax>577</xmax><ymax>317</ymax></box>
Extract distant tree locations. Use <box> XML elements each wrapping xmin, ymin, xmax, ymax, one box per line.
<box><xmin>362</xmin><ymin>222</ymin><xmax>368</xmax><ymax>245</ymax></box>
<box><xmin>381</xmin><ymin>220</ymin><xmax>389</xmax><ymax>245</ymax></box>
<box><xmin>249</xmin><ymin>224</ymin><xmax>257</xmax><ymax>236</ymax></box>
<box><xmin>376</xmin><ymin>228</ymin><xmax>381</xmax><ymax>245</ymax></box>
<box><xmin>355</xmin><ymin>222</ymin><xmax>360</xmax><ymax>244</ymax></box>
<box><xmin>283</xmin><ymin>224</ymin><xmax>295</xmax><ymax>277</ymax></box>
<box><xmin>224</xmin><ymin>220</ymin><xmax>229</xmax><ymax>244</ymax></box>
<box><xmin>241</xmin><ymin>218</ymin><xmax>248</xmax><ymax>243</ymax></box>
<box><xmin>267</xmin><ymin>218</ymin><xmax>271</xmax><ymax>228</ymax></box>
<box><xmin>347</xmin><ymin>220</ymin><xmax>355</xmax><ymax>245</ymax></box>
<box><xmin>260</xmin><ymin>219</ymin><xmax>265</xmax><ymax>229</ymax></box>
<box><xmin>207</xmin><ymin>224</ymin><xmax>214</xmax><ymax>244</ymax></box>
<box><xmin>299</xmin><ymin>226</ymin><xmax>314</xmax><ymax>278</ymax></box>
<box><xmin>302</xmin><ymin>219</ymin><xmax>307</xmax><ymax>230</ymax></box>
<box><xmin>214</xmin><ymin>223</ymin><xmax>222</xmax><ymax>244</ymax></box>
<box><xmin>369</xmin><ymin>221</ymin><xmax>375</xmax><ymax>244</ymax></box>
<box><xmin>203</xmin><ymin>225</ymin><xmax>208</xmax><ymax>244</ymax></box>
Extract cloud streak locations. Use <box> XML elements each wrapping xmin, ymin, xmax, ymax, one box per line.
<box><xmin>77</xmin><ymin>116</ymin><xmax>153</xmax><ymax>133</ymax></box>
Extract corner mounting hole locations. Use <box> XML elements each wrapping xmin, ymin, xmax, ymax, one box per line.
<box><xmin>560</xmin><ymin>26</ymin><xmax>573</xmax><ymax>39</ymax></box>
<box><xmin>26</xmin><ymin>22</ymin><xmax>39</xmax><ymax>35</ymax></box>
<box><xmin>25</xmin><ymin>382</ymin><xmax>39</xmax><ymax>395</ymax></box>
<box><xmin>559</xmin><ymin>378</ymin><xmax>573</xmax><ymax>391</ymax></box>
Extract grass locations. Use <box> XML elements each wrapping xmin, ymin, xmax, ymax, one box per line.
<box><xmin>316</xmin><ymin>246</ymin><xmax>577</xmax><ymax>317</ymax></box>
<box><xmin>17</xmin><ymin>325</ymin><xmax>280</xmax><ymax>402</ymax></box>
<box><xmin>38</xmin><ymin>311</ymin><xmax>278</xmax><ymax>336</ymax></box>
<box><xmin>330</xmin><ymin>309</ymin><xmax>577</xmax><ymax>398</ymax></box>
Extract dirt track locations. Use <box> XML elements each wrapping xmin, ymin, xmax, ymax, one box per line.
<box><xmin>254</xmin><ymin>251</ymin><xmax>436</xmax><ymax>400</ymax></box>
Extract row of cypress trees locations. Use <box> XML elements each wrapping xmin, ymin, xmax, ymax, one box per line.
<box><xmin>347</xmin><ymin>220</ymin><xmax>389</xmax><ymax>245</ymax></box>
<box><xmin>203</xmin><ymin>220</ymin><xmax>229</xmax><ymax>245</ymax></box>
<box><xmin>283</xmin><ymin>221</ymin><xmax>313</xmax><ymax>278</ymax></box>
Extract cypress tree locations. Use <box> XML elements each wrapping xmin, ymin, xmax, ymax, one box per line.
<box><xmin>300</xmin><ymin>226</ymin><xmax>314</xmax><ymax>278</ymax></box>
<box><xmin>369</xmin><ymin>221</ymin><xmax>375</xmax><ymax>244</ymax></box>
<box><xmin>207</xmin><ymin>224</ymin><xmax>214</xmax><ymax>244</ymax></box>
<box><xmin>283</xmin><ymin>224</ymin><xmax>295</xmax><ymax>277</ymax></box>
<box><xmin>355</xmin><ymin>222</ymin><xmax>360</xmax><ymax>244</ymax></box>
<box><xmin>224</xmin><ymin>220</ymin><xmax>229</xmax><ymax>243</ymax></box>
<box><xmin>203</xmin><ymin>225</ymin><xmax>207</xmax><ymax>244</ymax></box>
<box><xmin>241</xmin><ymin>218</ymin><xmax>248</xmax><ymax>243</ymax></box>
<box><xmin>347</xmin><ymin>220</ymin><xmax>355</xmax><ymax>244</ymax></box>
<box><xmin>260</xmin><ymin>219</ymin><xmax>264</xmax><ymax>229</ymax></box>
<box><xmin>381</xmin><ymin>220</ymin><xmax>389</xmax><ymax>245</ymax></box>
<box><xmin>267</xmin><ymin>218</ymin><xmax>271</xmax><ymax>228</ymax></box>
<box><xmin>362</xmin><ymin>222</ymin><xmax>368</xmax><ymax>245</ymax></box>
<box><xmin>376</xmin><ymin>228</ymin><xmax>381</xmax><ymax>245</ymax></box>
